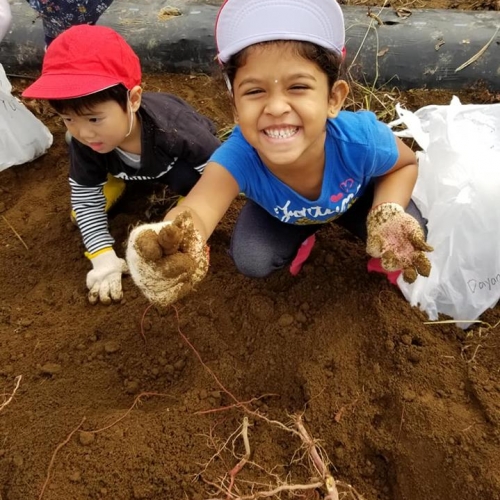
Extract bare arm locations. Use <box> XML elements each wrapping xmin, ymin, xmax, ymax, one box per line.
<box><xmin>372</xmin><ymin>136</ymin><xmax>418</xmax><ymax>208</ymax></box>
<box><xmin>163</xmin><ymin>161</ymin><xmax>240</xmax><ymax>242</ymax></box>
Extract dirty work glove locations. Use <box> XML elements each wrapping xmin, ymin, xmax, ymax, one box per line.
<box><xmin>366</xmin><ymin>202</ymin><xmax>433</xmax><ymax>284</ymax></box>
<box><xmin>86</xmin><ymin>248</ymin><xmax>129</xmax><ymax>305</ymax></box>
<box><xmin>126</xmin><ymin>211</ymin><xmax>209</xmax><ymax>307</ymax></box>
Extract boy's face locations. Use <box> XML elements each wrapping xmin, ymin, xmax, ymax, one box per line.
<box><xmin>59</xmin><ymin>99</ymin><xmax>136</xmax><ymax>154</ymax></box>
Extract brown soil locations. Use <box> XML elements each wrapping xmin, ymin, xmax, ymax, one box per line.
<box><xmin>1</xmin><ymin>3</ymin><xmax>500</xmax><ymax>499</ymax></box>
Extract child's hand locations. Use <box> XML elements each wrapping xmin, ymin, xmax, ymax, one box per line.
<box><xmin>86</xmin><ymin>249</ymin><xmax>129</xmax><ymax>305</ymax></box>
<box><xmin>126</xmin><ymin>211</ymin><xmax>209</xmax><ymax>307</ymax></box>
<box><xmin>366</xmin><ymin>202</ymin><xmax>433</xmax><ymax>283</ymax></box>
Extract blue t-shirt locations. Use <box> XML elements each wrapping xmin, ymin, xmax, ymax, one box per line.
<box><xmin>210</xmin><ymin>110</ymin><xmax>398</xmax><ymax>225</ymax></box>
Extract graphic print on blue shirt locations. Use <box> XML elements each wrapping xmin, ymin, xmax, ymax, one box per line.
<box><xmin>210</xmin><ymin>111</ymin><xmax>398</xmax><ymax>225</ymax></box>
<box><xmin>273</xmin><ymin>176</ymin><xmax>361</xmax><ymax>224</ymax></box>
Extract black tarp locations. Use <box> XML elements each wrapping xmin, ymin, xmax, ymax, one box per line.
<box><xmin>1</xmin><ymin>1</ymin><xmax>500</xmax><ymax>90</ymax></box>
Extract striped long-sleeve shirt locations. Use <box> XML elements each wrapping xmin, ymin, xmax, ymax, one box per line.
<box><xmin>69</xmin><ymin>92</ymin><xmax>221</xmax><ymax>255</ymax></box>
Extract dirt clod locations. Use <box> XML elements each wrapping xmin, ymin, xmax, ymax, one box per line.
<box><xmin>157</xmin><ymin>223</ymin><xmax>183</xmax><ymax>255</ymax></box>
<box><xmin>39</xmin><ymin>363</ymin><xmax>62</xmax><ymax>376</ymax></box>
<box><xmin>79</xmin><ymin>432</ymin><xmax>95</xmax><ymax>446</ymax></box>
<box><xmin>135</xmin><ymin>229</ymin><xmax>164</xmax><ymax>262</ymax></box>
<box><xmin>104</xmin><ymin>341</ymin><xmax>121</xmax><ymax>354</ymax></box>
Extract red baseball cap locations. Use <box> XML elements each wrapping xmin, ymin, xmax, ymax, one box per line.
<box><xmin>23</xmin><ymin>25</ymin><xmax>141</xmax><ymax>99</ymax></box>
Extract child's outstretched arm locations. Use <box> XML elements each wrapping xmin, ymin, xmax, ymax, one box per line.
<box><xmin>70</xmin><ymin>178</ymin><xmax>128</xmax><ymax>306</ymax></box>
<box><xmin>366</xmin><ymin>137</ymin><xmax>433</xmax><ymax>283</ymax></box>
<box><xmin>69</xmin><ymin>140</ymin><xmax>129</xmax><ymax>306</ymax></box>
<box><xmin>371</xmin><ymin>137</ymin><xmax>418</xmax><ymax>208</ymax></box>
<box><xmin>126</xmin><ymin>162</ymin><xmax>239</xmax><ymax>306</ymax></box>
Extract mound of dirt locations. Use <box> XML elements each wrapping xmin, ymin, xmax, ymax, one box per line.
<box><xmin>0</xmin><ymin>73</ymin><xmax>499</xmax><ymax>500</ymax></box>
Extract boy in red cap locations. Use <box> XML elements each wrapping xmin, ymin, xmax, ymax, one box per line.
<box><xmin>22</xmin><ymin>24</ymin><xmax>221</xmax><ymax>306</ymax></box>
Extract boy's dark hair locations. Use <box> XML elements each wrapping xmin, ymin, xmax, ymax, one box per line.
<box><xmin>48</xmin><ymin>84</ymin><xmax>129</xmax><ymax>115</ymax></box>
<box><xmin>222</xmin><ymin>40</ymin><xmax>343</xmax><ymax>91</ymax></box>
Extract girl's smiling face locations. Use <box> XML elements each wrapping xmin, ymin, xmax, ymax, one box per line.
<box><xmin>232</xmin><ymin>42</ymin><xmax>348</xmax><ymax>172</ymax></box>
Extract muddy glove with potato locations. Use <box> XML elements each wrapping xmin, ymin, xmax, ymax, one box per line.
<box><xmin>366</xmin><ymin>202</ymin><xmax>433</xmax><ymax>284</ymax></box>
<box><xmin>126</xmin><ymin>211</ymin><xmax>209</xmax><ymax>307</ymax></box>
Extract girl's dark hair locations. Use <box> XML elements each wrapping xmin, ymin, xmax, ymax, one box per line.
<box><xmin>222</xmin><ymin>40</ymin><xmax>343</xmax><ymax>90</ymax></box>
<box><xmin>48</xmin><ymin>84</ymin><xmax>129</xmax><ymax>115</ymax></box>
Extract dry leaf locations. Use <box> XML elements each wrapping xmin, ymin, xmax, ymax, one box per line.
<box><xmin>334</xmin><ymin>407</ymin><xmax>345</xmax><ymax>423</ymax></box>
<box><xmin>395</xmin><ymin>7</ymin><xmax>412</xmax><ymax>18</ymax></box>
<box><xmin>435</xmin><ymin>39</ymin><xmax>445</xmax><ymax>51</ymax></box>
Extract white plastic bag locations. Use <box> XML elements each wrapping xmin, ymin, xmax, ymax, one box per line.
<box><xmin>0</xmin><ymin>64</ymin><xmax>53</xmax><ymax>171</ymax></box>
<box><xmin>390</xmin><ymin>97</ymin><xmax>500</xmax><ymax>328</ymax></box>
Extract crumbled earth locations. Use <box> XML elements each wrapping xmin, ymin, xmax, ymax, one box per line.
<box><xmin>1</xmin><ymin>6</ymin><xmax>500</xmax><ymax>499</ymax></box>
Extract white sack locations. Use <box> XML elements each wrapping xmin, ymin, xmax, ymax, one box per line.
<box><xmin>0</xmin><ymin>64</ymin><xmax>53</xmax><ymax>171</ymax></box>
<box><xmin>390</xmin><ymin>97</ymin><xmax>500</xmax><ymax>328</ymax></box>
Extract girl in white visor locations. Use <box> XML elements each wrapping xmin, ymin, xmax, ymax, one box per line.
<box><xmin>126</xmin><ymin>0</ymin><xmax>433</xmax><ymax>308</ymax></box>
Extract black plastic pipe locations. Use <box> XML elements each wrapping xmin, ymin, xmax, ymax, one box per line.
<box><xmin>1</xmin><ymin>0</ymin><xmax>499</xmax><ymax>90</ymax></box>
